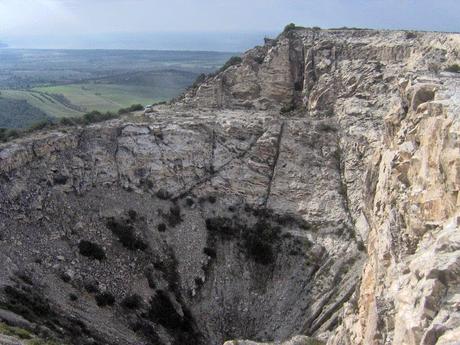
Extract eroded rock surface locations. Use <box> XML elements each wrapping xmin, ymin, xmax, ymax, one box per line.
<box><xmin>0</xmin><ymin>28</ymin><xmax>459</xmax><ymax>345</ymax></box>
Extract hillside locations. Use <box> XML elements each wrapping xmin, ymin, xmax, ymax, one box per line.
<box><xmin>0</xmin><ymin>27</ymin><xmax>459</xmax><ymax>345</ymax></box>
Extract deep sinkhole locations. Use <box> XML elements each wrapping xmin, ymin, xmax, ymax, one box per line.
<box><xmin>0</xmin><ymin>187</ymin><xmax>361</xmax><ymax>345</ymax></box>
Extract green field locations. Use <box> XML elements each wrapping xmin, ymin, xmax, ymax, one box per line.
<box><xmin>32</xmin><ymin>84</ymin><xmax>159</xmax><ymax>114</ymax></box>
<box><xmin>1</xmin><ymin>89</ymin><xmax>83</xmax><ymax>118</ymax></box>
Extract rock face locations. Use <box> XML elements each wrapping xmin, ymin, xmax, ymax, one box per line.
<box><xmin>0</xmin><ymin>28</ymin><xmax>459</xmax><ymax>345</ymax></box>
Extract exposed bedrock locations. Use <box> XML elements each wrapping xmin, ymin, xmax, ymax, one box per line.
<box><xmin>1</xmin><ymin>28</ymin><xmax>460</xmax><ymax>345</ymax></box>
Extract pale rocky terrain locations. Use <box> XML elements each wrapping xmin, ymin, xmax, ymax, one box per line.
<box><xmin>0</xmin><ymin>27</ymin><xmax>459</xmax><ymax>345</ymax></box>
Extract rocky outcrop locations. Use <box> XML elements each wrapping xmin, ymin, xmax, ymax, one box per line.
<box><xmin>0</xmin><ymin>28</ymin><xmax>459</xmax><ymax>345</ymax></box>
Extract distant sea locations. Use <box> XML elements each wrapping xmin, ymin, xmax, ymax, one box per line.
<box><xmin>1</xmin><ymin>32</ymin><xmax>277</xmax><ymax>52</ymax></box>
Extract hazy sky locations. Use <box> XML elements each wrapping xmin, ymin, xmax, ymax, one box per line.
<box><xmin>0</xmin><ymin>0</ymin><xmax>459</xmax><ymax>50</ymax></box>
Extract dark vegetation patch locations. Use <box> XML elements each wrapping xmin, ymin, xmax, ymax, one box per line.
<box><xmin>106</xmin><ymin>216</ymin><xmax>148</xmax><ymax>251</ymax></box>
<box><xmin>121</xmin><ymin>294</ymin><xmax>143</xmax><ymax>310</ymax></box>
<box><xmin>78</xmin><ymin>241</ymin><xmax>106</xmax><ymax>260</ymax></box>
<box><xmin>316</xmin><ymin>121</ymin><xmax>337</xmax><ymax>133</ymax></box>
<box><xmin>253</xmin><ymin>56</ymin><xmax>265</xmax><ymax>64</ymax></box>
<box><xmin>185</xmin><ymin>196</ymin><xmax>195</xmax><ymax>207</ymax></box>
<box><xmin>162</xmin><ymin>204</ymin><xmax>182</xmax><ymax>227</ymax></box>
<box><xmin>1</xmin><ymin>283</ymin><xmax>96</xmax><ymax>345</ymax></box>
<box><xmin>130</xmin><ymin>320</ymin><xmax>163</xmax><ymax>344</ymax></box>
<box><xmin>146</xmin><ymin>290</ymin><xmax>202</xmax><ymax>345</ymax></box>
<box><xmin>118</xmin><ymin>104</ymin><xmax>144</xmax><ymax>114</ymax></box>
<box><xmin>0</xmin><ymin>97</ymin><xmax>49</xmax><ymax>129</ymax></box>
<box><xmin>144</xmin><ymin>266</ymin><xmax>157</xmax><ymax>290</ymax></box>
<box><xmin>69</xmin><ymin>293</ymin><xmax>78</xmax><ymax>301</ymax></box>
<box><xmin>203</xmin><ymin>247</ymin><xmax>217</xmax><ymax>259</ymax></box>
<box><xmin>157</xmin><ymin>223</ymin><xmax>167</xmax><ymax>232</ymax></box>
<box><xmin>0</xmin><ymin>108</ymin><xmax>122</xmax><ymax>143</ymax></box>
<box><xmin>219</xmin><ymin>56</ymin><xmax>243</xmax><ymax>73</ymax></box>
<box><xmin>60</xmin><ymin>272</ymin><xmax>72</xmax><ymax>283</ymax></box>
<box><xmin>241</xmin><ymin>220</ymin><xmax>281</xmax><ymax>265</ymax></box>
<box><xmin>84</xmin><ymin>281</ymin><xmax>99</xmax><ymax>294</ymax></box>
<box><xmin>0</xmin><ymin>322</ymin><xmax>32</xmax><ymax>339</ymax></box>
<box><xmin>205</xmin><ymin>217</ymin><xmax>240</xmax><ymax>241</ymax></box>
<box><xmin>205</xmin><ymin>215</ymin><xmax>281</xmax><ymax>265</ymax></box>
<box><xmin>283</xmin><ymin>23</ymin><xmax>298</xmax><ymax>33</ymax></box>
<box><xmin>156</xmin><ymin>189</ymin><xmax>171</xmax><ymax>200</ymax></box>
<box><xmin>280</xmin><ymin>102</ymin><xmax>296</xmax><ymax>114</ymax></box>
<box><xmin>53</xmin><ymin>174</ymin><xmax>68</xmax><ymax>185</ymax></box>
<box><xmin>95</xmin><ymin>292</ymin><xmax>115</xmax><ymax>307</ymax></box>
<box><xmin>445</xmin><ymin>64</ymin><xmax>460</xmax><ymax>73</ymax></box>
<box><xmin>405</xmin><ymin>31</ymin><xmax>417</xmax><ymax>39</ymax></box>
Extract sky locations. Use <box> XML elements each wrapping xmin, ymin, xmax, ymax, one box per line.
<box><xmin>0</xmin><ymin>0</ymin><xmax>459</xmax><ymax>51</ymax></box>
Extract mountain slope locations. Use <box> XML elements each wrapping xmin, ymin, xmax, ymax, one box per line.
<box><xmin>0</xmin><ymin>28</ymin><xmax>459</xmax><ymax>345</ymax></box>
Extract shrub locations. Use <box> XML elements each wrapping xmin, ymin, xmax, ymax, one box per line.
<box><xmin>106</xmin><ymin>217</ymin><xmax>148</xmax><ymax>251</ymax></box>
<box><xmin>147</xmin><ymin>290</ymin><xmax>183</xmax><ymax>330</ymax></box>
<box><xmin>53</xmin><ymin>174</ymin><xmax>68</xmax><ymax>185</ymax></box>
<box><xmin>0</xmin><ymin>128</ymin><xmax>20</xmax><ymax>142</ymax></box>
<box><xmin>405</xmin><ymin>31</ymin><xmax>417</xmax><ymax>39</ymax></box>
<box><xmin>95</xmin><ymin>292</ymin><xmax>115</xmax><ymax>307</ymax></box>
<box><xmin>253</xmin><ymin>56</ymin><xmax>265</xmax><ymax>64</ymax></box>
<box><xmin>208</xmin><ymin>195</ymin><xmax>217</xmax><ymax>204</ymax></box>
<box><xmin>69</xmin><ymin>293</ymin><xmax>78</xmax><ymax>301</ymax></box>
<box><xmin>78</xmin><ymin>241</ymin><xmax>106</xmax><ymax>260</ymax></box>
<box><xmin>164</xmin><ymin>204</ymin><xmax>182</xmax><ymax>227</ymax></box>
<box><xmin>127</xmin><ymin>209</ymin><xmax>137</xmax><ymax>221</ymax></box>
<box><xmin>205</xmin><ymin>217</ymin><xmax>239</xmax><ymax>240</ymax></box>
<box><xmin>242</xmin><ymin>221</ymin><xmax>281</xmax><ymax>265</ymax></box>
<box><xmin>83</xmin><ymin>110</ymin><xmax>118</xmax><ymax>124</ymax></box>
<box><xmin>203</xmin><ymin>247</ymin><xmax>216</xmax><ymax>259</ymax></box>
<box><xmin>156</xmin><ymin>189</ymin><xmax>171</xmax><ymax>200</ymax></box>
<box><xmin>84</xmin><ymin>281</ymin><xmax>99</xmax><ymax>293</ymax></box>
<box><xmin>191</xmin><ymin>73</ymin><xmax>207</xmax><ymax>89</ymax></box>
<box><xmin>445</xmin><ymin>64</ymin><xmax>460</xmax><ymax>73</ymax></box>
<box><xmin>129</xmin><ymin>104</ymin><xmax>144</xmax><ymax>112</ymax></box>
<box><xmin>59</xmin><ymin>117</ymin><xmax>78</xmax><ymax>126</ymax></box>
<box><xmin>283</xmin><ymin>23</ymin><xmax>297</xmax><ymax>32</ymax></box>
<box><xmin>157</xmin><ymin>223</ymin><xmax>167</xmax><ymax>232</ymax></box>
<box><xmin>27</xmin><ymin>119</ymin><xmax>55</xmax><ymax>132</ymax></box>
<box><xmin>280</xmin><ymin>103</ymin><xmax>296</xmax><ymax>114</ymax></box>
<box><xmin>118</xmin><ymin>104</ymin><xmax>144</xmax><ymax>114</ymax></box>
<box><xmin>220</xmin><ymin>56</ymin><xmax>242</xmax><ymax>72</ymax></box>
<box><xmin>121</xmin><ymin>294</ymin><xmax>143</xmax><ymax>310</ymax></box>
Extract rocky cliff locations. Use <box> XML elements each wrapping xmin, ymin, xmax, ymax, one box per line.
<box><xmin>0</xmin><ymin>27</ymin><xmax>459</xmax><ymax>345</ymax></box>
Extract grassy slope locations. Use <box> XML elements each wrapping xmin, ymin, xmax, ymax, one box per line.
<box><xmin>32</xmin><ymin>84</ymin><xmax>156</xmax><ymax>113</ymax></box>
<box><xmin>0</xmin><ymin>96</ymin><xmax>51</xmax><ymax>128</ymax></box>
<box><xmin>1</xmin><ymin>90</ymin><xmax>83</xmax><ymax>118</ymax></box>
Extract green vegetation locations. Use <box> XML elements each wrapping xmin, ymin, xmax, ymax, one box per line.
<box><xmin>106</xmin><ymin>216</ymin><xmax>148</xmax><ymax>251</ymax></box>
<box><xmin>0</xmin><ymin>322</ymin><xmax>33</xmax><ymax>339</ymax></box>
<box><xmin>280</xmin><ymin>102</ymin><xmax>296</xmax><ymax>114</ymax></box>
<box><xmin>445</xmin><ymin>64</ymin><xmax>460</xmax><ymax>73</ymax></box>
<box><xmin>95</xmin><ymin>292</ymin><xmax>115</xmax><ymax>307</ymax></box>
<box><xmin>220</xmin><ymin>56</ymin><xmax>243</xmax><ymax>72</ymax></box>
<box><xmin>0</xmin><ymin>90</ymin><xmax>82</xmax><ymax>120</ymax></box>
<box><xmin>78</xmin><ymin>240</ymin><xmax>106</xmax><ymax>260</ymax></box>
<box><xmin>28</xmin><ymin>340</ymin><xmax>62</xmax><ymax>345</ymax></box>
<box><xmin>0</xmin><ymin>96</ymin><xmax>50</xmax><ymax>128</ymax></box>
<box><xmin>32</xmin><ymin>83</ymin><xmax>157</xmax><ymax>114</ymax></box>
<box><xmin>121</xmin><ymin>294</ymin><xmax>143</xmax><ymax>310</ymax></box>
<box><xmin>284</xmin><ymin>23</ymin><xmax>298</xmax><ymax>32</ymax></box>
<box><xmin>118</xmin><ymin>104</ymin><xmax>144</xmax><ymax>114</ymax></box>
<box><xmin>0</xmin><ymin>323</ymin><xmax>65</xmax><ymax>345</ymax></box>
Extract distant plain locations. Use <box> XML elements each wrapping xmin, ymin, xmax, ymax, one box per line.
<box><xmin>0</xmin><ymin>49</ymin><xmax>236</xmax><ymax>128</ymax></box>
